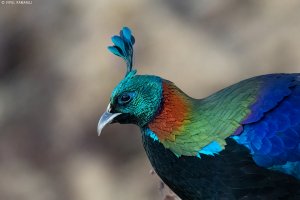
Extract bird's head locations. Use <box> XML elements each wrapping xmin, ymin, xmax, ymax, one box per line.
<box><xmin>97</xmin><ymin>27</ymin><xmax>163</xmax><ymax>135</ymax></box>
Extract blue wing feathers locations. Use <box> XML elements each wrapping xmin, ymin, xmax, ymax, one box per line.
<box><xmin>234</xmin><ymin>74</ymin><xmax>300</xmax><ymax>179</ymax></box>
<box><xmin>242</xmin><ymin>74</ymin><xmax>295</xmax><ymax>124</ymax></box>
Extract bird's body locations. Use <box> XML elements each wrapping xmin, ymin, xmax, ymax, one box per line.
<box><xmin>142</xmin><ymin>74</ymin><xmax>300</xmax><ymax>199</ymax></box>
<box><xmin>143</xmin><ymin>136</ymin><xmax>300</xmax><ymax>200</ymax></box>
<box><xmin>98</xmin><ymin>27</ymin><xmax>300</xmax><ymax>199</ymax></box>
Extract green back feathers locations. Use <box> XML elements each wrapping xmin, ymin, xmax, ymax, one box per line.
<box><xmin>160</xmin><ymin>78</ymin><xmax>261</xmax><ymax>156</ymax></box>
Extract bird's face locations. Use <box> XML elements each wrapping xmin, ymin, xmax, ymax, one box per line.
<box><xmin>97</xmin><ymin>70</ymin><xmax>163</xmax><ymax>135</ymax></box>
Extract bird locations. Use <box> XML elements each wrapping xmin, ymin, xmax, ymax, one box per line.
<box><xmin>97</xmin><ymin>27</ymin><xmax>300</xmax><ymax>200</ymax></box>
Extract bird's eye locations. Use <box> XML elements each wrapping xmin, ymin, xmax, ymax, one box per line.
<box><xmin>118</xmin><ymin>92</ymin><xmax>135</xmax><ymax>105</ymax></box>
<box><xmin>121</xmin><ymin>94</ymin><xmax>130</xmax><ymax>102</ymax></box>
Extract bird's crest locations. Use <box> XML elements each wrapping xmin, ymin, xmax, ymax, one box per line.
<box><xmin>108</xmin><ymin>27</ymin><xmax>135</xmax><ymax>77</ymax></box>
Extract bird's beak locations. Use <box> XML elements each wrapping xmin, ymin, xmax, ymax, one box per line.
<box><xmin>97</xmin><ymin>104</ymin><xmax>122</xmax><ymax>136</ymax></box>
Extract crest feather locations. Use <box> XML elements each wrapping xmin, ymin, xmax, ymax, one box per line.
<box><xmin>108</xmin><ymin>27</ymin><xmax>135</xmax><ymax>76</ymax></box>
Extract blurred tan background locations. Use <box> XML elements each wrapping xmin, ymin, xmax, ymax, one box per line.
<box><xmin>1</xmin><ymin>0</ymin><xmax>300</xmax><ymax>199</ymax></box>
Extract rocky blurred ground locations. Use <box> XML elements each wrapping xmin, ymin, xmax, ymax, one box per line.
<box><xmin>0</xmin><ymin>0</ymin><xmax>300</xmax><ymax>199</ymax></box>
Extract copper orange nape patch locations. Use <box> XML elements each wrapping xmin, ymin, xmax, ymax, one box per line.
<box><xmin>148</xmin><ymin>81</ymin><xmax>190</xmax><ymax>141</ymax></box>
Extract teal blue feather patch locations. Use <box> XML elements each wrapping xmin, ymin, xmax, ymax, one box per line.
<box><xmin>269</xmin><ymin>161</ymin><xmax>300</xmax><ymax>179</ymax></box>
<box><xmin>197</xmin><ymin>141</ymin><xmax>223</xmax><ymax>157</ymax></box>
<box><xmin>144</xmin><ymin>128</ymin><xmax>159</xmax><ymax>141</ymax></box>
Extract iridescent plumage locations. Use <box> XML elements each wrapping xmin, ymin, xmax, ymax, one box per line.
<box><xmin>98</xmin><ymin>27</ymin><xmax>300</xmax><ymax>199</ymax></box>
